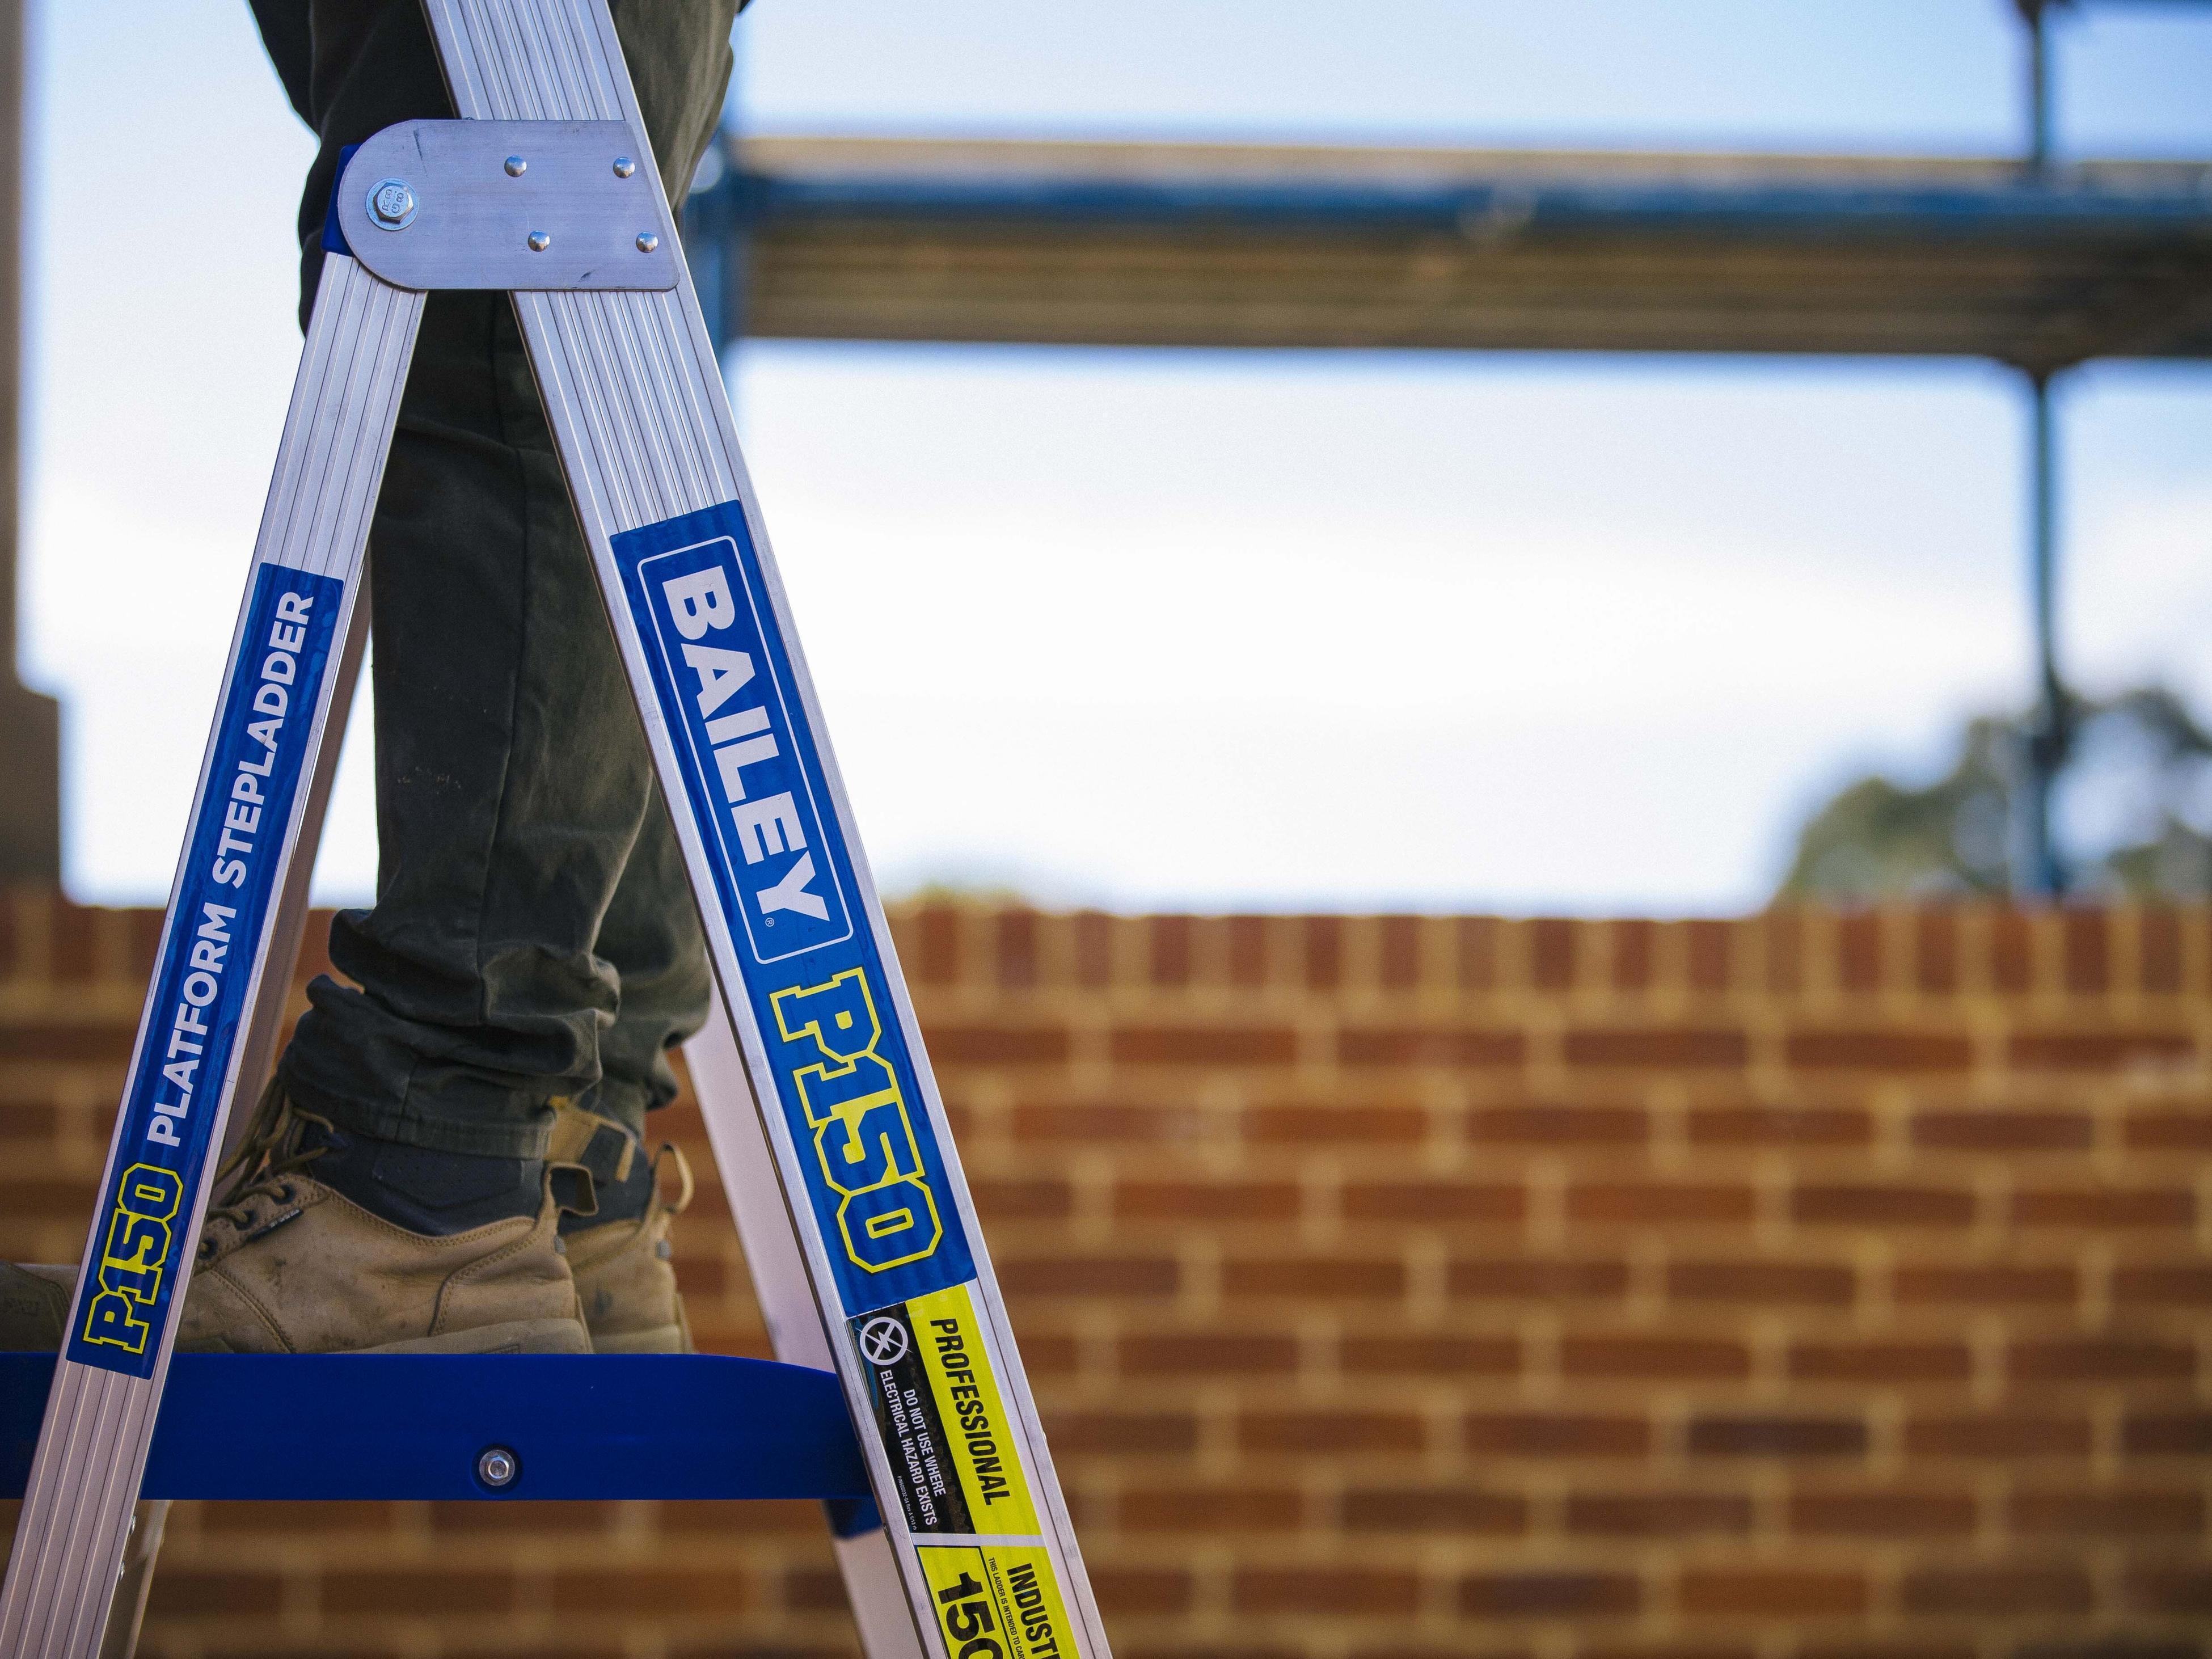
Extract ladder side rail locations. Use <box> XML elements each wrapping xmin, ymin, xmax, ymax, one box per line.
<box><xmin>421</xmin><ymin>5</ymin><xmax>1112</xmax><ymax>1654</ymax></box>
<box><xmin>0</xmin><ymin>256</ymin><xmax>423</xmax><ymax>1659</ymax></box>
<box><xmin>685</xmin><ymin>1014</ymin><xmax>927</xmax><ymax>1659</ymax></box>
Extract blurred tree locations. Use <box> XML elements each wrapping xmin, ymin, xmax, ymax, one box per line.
<box><xmin>1780</xmin><ymin>687</ymin><xmax>2212</xmax><ymax>901</ymax></box>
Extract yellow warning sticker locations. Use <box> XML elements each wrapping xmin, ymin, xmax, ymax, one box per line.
<box><xmin>920</xmin><ymin>1542</ymin><xmax>1078</xmax><ymax>1659</ymax></box>
<box><xmin>907</xmin><ymin>1283</ymin><xmax>1040</xmax><ymax>1534</ymax></box>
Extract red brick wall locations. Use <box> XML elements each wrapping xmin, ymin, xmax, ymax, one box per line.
<box><xmin>3</xmin><ymin>895</ymin><xmax>2210</xmax><ymax>1658</ymax></box>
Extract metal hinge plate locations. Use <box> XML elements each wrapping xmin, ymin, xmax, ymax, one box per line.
<box><xmin>336</xmin><ymin>119</ymin><xmax>679</xmax><ymax>292</ymax></box>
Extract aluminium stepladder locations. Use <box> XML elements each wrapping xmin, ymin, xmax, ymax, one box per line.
<box><xmin>0</xmin><ymin>3</ymin><xmax>1111</xmax><ymax>1656</ymax></box>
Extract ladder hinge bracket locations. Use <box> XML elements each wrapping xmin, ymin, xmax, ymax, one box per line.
<box><xmin>334</xmin><ymin>119</ymin><xmax>679</xmax><ymax>293</ymax></box>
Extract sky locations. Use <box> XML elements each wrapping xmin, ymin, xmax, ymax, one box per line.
<box><xmin>16</xmin><ymin>1</ymin><xmax>2212</xmax><ymax>914</ymax></box>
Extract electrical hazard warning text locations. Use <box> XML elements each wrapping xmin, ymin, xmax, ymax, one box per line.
<box><xmin>851</xmin><ymin>1282</ymin><xmax>1039</xmax><ymax>1536</ymax></box>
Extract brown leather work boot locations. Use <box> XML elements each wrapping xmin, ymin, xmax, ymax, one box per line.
<box><xmin>0</xmin><ymin>1261</ymin><xmax>71</xmax><ymax>1350</ymax></box>
<box><xmin>550</xmin><ymin>1101</ymin><xmax>695</xmax><ymax>1353</ymax></box>
<box><xmin>178</xmin><ymin>1084</ymin><xmax>593</xmax><ymax>1354</ymax></box>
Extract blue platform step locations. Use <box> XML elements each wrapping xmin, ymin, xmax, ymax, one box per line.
<box><xmin>1</xmin><ymin>1353</ymin><xmax>872</xmax><ymax>1508</ymax></box>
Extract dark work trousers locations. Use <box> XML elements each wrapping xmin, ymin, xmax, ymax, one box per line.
<box><xmin>249</xmin><ymin>1</ymin><xmax>742</xmax><ymax>1158</ymax></box>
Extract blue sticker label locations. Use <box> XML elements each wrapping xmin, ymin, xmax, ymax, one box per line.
<box><xmin>67</xmin><ymin>565</ymin><xmax>344</xmax><ymax>1376</ymax></box>
<box><xmin>615</xmin><ymin>502</ymin><xmax>975</xmax><ymax>1315</ymax></box>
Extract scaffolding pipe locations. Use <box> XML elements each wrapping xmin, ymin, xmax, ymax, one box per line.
<box><xmin>2018</xmin><ymin>371</ymin><xmax>2070</xmax><ymax>897</ymax></box>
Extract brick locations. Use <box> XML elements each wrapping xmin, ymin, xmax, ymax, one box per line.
<box><xmin>1120</xmin><ymin>1486</ymin><xmax>1306</xmax><ymax>1533</ymax></box>
<box><xmin>1121</xmin><ymin>1333</ymin><xmax>1297</xmax><ymax>1375</ymax></box>
<box><xmin>1565</xmin><ymin>1492</ymin><xmax>1753</xmax><ymax>1535</ymax></box>
<box><xmin>1451</xmin><ymin>1257</ymin><xmax>1629</xmax><ymax>1301</ymax></box>
<box><xmin>1687</xmin><ymin>1104</ymin><xmax>1872</xmax><ymax>1146</ymax></box>
<box><xmin>2062</xmin><ymin>909</ymin><xmax>2109</xmax><ymax>993</ymax></box>
<box><xmin>2</xmin><ymin>1024</ymin><xmax>132</xmax><ymax>1063</ymax></box>
<box><xmin>1916</xmin><ymin>910</ymin><xmax>1960</xmax><ymax>993</ymax></box>
<box><xmin>322</xmin><ymin>1570</ymin><xmax>516</xmax><ymax>1616</ymax></box>
<box><xmin>1337</xmin><ymin>1026</ymin><xmax>1522</xmax><ymax>1067</ymax></box>
<box><xmin>995</xmin><ymin>909</ymin><xmax>1039</xmax><ymax>986</ymax></box>
<box><xmin>1564</xmin><ymin>1028</ymin><xmax>1746</xmax><ymax>1069</ymax></box>
<box><xmin>1341</xmin><ymin>1334</ymin><xmax>1517</xmax><ymax>1375</ymax></box>
<box><xmin>2013</xmin><ymin>1643</ymin><xmax>2200</xmax><ymax>1659</ymax></box>
<box><xmin>1911</xmin><ymin>1109</ymin><xmax>2092</xmax><ymax>1151</ymax></box>
<box><xmin>1789</xmin><ymin>1341</ymin><xmax>1972</xmax><ymax>1383</ymax></box>
<box><xmin>550</xmin><ymin>1566</ymin><xmax>752</xmax><ymax>1615</ymax></box>
<box><xmin>1901</xmin><ymin>1565</ymin><xmax>2095</xmax><ymax>1616</ymax></box>
<box><xmin>1343</xmin><ymin>1180</ymin><xmax>1524</xmax><ymax>1223</ymax></box>
<box><xmin>2127</xmin><ymin>1567</ymin><xmax>2212</xmax><ymax>1615</ymax></box>
<box><xmin>1787</xmin><ymin>1028</ymin><xmax>1970</xmax><ymax>1071</ymax></box>
<box><xmin>1568</xmin><ymin>1184</ymin><xmax>1755</xmax><ymax>1225</ymax></box>
<box><xmin>973</xmin><ymin>1177</ymin><xmax>1073</xmax><ymax>1219</ymax></box>
<box><xmin>1565</xmin><ymin>1337</ymin><xmax>1749</xmax><ymax>1381</ymax></box>
<box><xmin>1793</xmin><ymin>1183</ymin><xmax>1975</xmax><ymax>1227</ymax></box>
<box><xmin>1906</xmin><ymin>1415</ymin><xmax>2092</xmax><ymax>1458</ymax></box>
<box><xmin>1378</xmin><ymin>914</ymin><xmax>1421</xmax><ymax>987</ymax></box>
<box><xmin>1111</xmin><ymin>1025</ymin><xmax>1294</xmax><ymax>1066</ymax></box>
<box><xmin>1235</xmin><ymin>1568</ymin><xmax>1419</xmax><ymax>1615</ymax></box>
<box><xmin>1149</xmin><ymin>913</ymin><xmax>1191</xmax><ymax>985</ymax></box>
<box><xmin>1093</xmin><ymin>1567</ymin><xmax>1194</xmax><ymax>1615</ymax></box>
<box><xmin>197</xmin><ymin>1501</ymin><xmax>396</xmax><ymax>1536</ymax></box>
<box><xmin>1668</xmin><ymin>1260</ymin><xmax>1855</xmax><ymax>1306</ymax></box>
<box><xmin>2125</xmin><ymin>1109</ymin><xmax>2212</xmax><ymax>1149</ymax></box>
<box><xmin>1116</xmin><ymin>1179</ymin><xmax>1298</xmax><ymax>1221</ymax></box>
<box><xmin>783</xmin><ymin>1564</ymin><xmax>852</xmax><ymax>1611</ymax></box>
<box><xmin>1302</xmin><ymin>915</ymin><xmax>1343</xmax><ymax>989</ymax></box>
<box><xmin>2011</xmin><ymin>1187</ymin><xmax>2195</xmax><ymax>1229</ymax></box>
<box><xmin>428</xmin><ymin>1499</ymin><xmax>618</xmax><ymax>1535</ymax></box>
<box><xmin>913</xmin><ymin>904</ymin><xmax>960</xmax><ymax>984</ymax></box>
<box><xmin>1687</xmin><ymin>1416</ymin><xmax>1867</xmax><ymax>1458</ymax></box>
<box><xmin>1611</xmin><ymin>919</ymin><xmax>1655</xmax><ymax>990</ymax></box>
<box><xmin>2010</xmin><ymin>1028</ymin><xmax>2194</xmax><ymax>1069</ymax></box>
<box><xmin>2008</xmin><ymin>1339</ymin><xmax>2195</xmax><ymax>1383</ymax></box>
<box><xmin>1464</xmin><ymin>1413</ymin><xmax>1650</xmax><ymax>1458</ymax></box>
<box><xmin>1893</xmin><ymin>1264</ymin><xmax>2078</xmax><ymax>1304</ymax></box>
<box><xmin>1471</xmin><ymin>1104</ymin><xmax>1647</xmax><ymax>1145</ymax></box>
<box><xmin>48</xmin><ymin>901</ymin><xmax>96</xmax><ymax>983</ymax></box>
<box><xmin>999</xmin><ymin>1255</ymin><xmax>1179</xmax><ymax>1297</ymax></box>
<box><xmin>1681</xmin><ymin>925</ymin><xmax>1734</xmax><ymax>986</ymax></box>
<box><xmin>1837</xmin><ymin>912</ymin><xmax>1882</xmax><ymax>990</ymax></box>
<box><xmin>1678</xmin><ymin>1569</ymin><xmax>1867</xmax><ymax>1617</ymax></box>
<box><xmin>1226</xmin><ymin>915</ymin><xmax>1268</xmax><ymax>985</ymax></box>
<box><xmin>2112</xmin><ymin>1264</ymin><xmax>2212</xmax><ymax>1303</ymax></box>
<box><xmin>1990</xmin><ymin>908</ymin><xmax>2037</xmax><ymax>991</ymax></box>
<box><xmin>1012</xmin><ymin>1100</ymin><xmax>1200</xmax><ymax>1142</ymax></box>
<box><xmin>2138</xmin><ymin>907</ymin><xmax>2185</xmax><ymax>992</ymax></box>
<box><xmin>1788</xmin><ymin>1489</ymin><xmax>1978</xmax><ymax>1536</ymax></box>
<box><xmin>1223</xmin><ymin>1256</ymin><xmax>1405</xmax><ymax>1299</ymax></box>
<box><xmin>1457</xmin><ymin>916</ymin><xmax>1503</xmax><ymax>989</ymax></box>
<box><xmin>1531</xmin><ymin>919</ymin><xmax>1576</xmax><ymax>989</ymax></box>
<box><xmin>1240</xmin><ymin>1412</ymin><xmax>1425</xmax><ymax>1453</ymax></box>
<box><xmin>144</xmin><ymin>1569</ymin><xmax>286</xmax><ymax>1618</ymax></box>
<box><xmin>1246</xmin><ymin>1101</ymin><xmax>1425</xmax><ymax>1144</ymax></box>
<box><xmin>2010</xmin><ymin>1488</ymin><xmax>2204</xmax><ymax>1534</ymax></box>
<box><xmin>926</xmin><ymin>1023</ymin><xmax>1070</xmax><ymax>1065</ymax></box>
<box><xmin>1044</xmin><ymin>1410</ymin><xmax>1198</xmax><ymax>1455</ymax></box>
<box><xmin>1343</xmin><ymin>1486</ymin><xmax>1526</xmax><ymax>1533</ymax></box>
<box><xmin>1071</xmin><ymin>909</ymin><xmax>1112</xmax><ymax>983</ymax></box>
<box><xmin>1459</xmin><ymin>1572</ymin><xmax>1640</xmax><ymax>1618</ymax></box>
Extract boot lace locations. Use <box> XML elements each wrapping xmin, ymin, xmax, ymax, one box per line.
<box><xmin>196</xmin><ymin>1079</ymin><xmax>332</xmax><ymax>1259</ymax></box>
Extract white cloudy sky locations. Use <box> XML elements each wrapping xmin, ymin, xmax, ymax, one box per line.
<box><xmin>18</xmin><ymin>1</ymin><xmax>2212</xmax><ymax>914</ymax></box>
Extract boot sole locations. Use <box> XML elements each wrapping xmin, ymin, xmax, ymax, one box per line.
<box><xmin>356</xmin><ymin>1318</ymin><xmax>593</xmax><ymax>1355</ymax></box>
<box><xmin>584</xmin><ymin>1323</ymin><xmax>688</xmax><ymax>1354</ymax></box>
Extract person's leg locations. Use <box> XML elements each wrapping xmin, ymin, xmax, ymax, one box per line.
<box><xmin>277</xmin><ymin>0</ymin><xmax>737</xmax><ymax>1168</ymax></box>
<box><xmin>179</xmin><ymin>0</ymin><xmax>736</xmax><ymax>1354</ymax></box>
